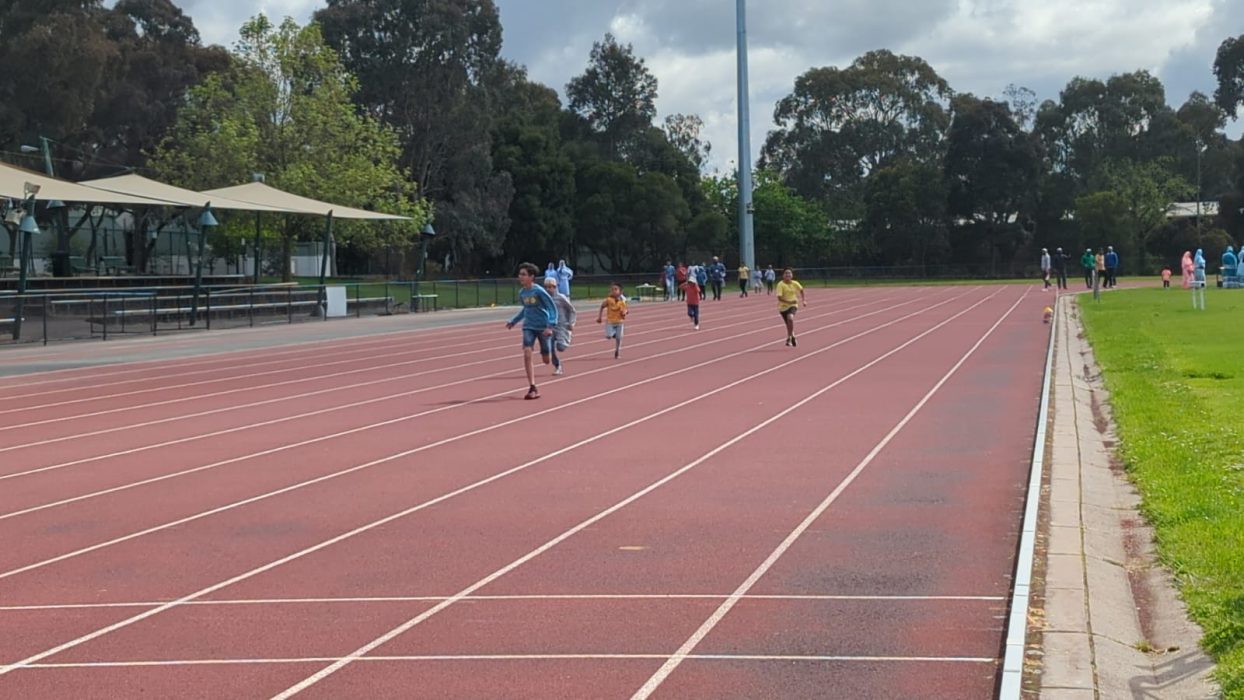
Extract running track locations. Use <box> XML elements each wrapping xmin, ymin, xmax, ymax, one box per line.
<box><xmin>0</xmin><ymin>285</ymin><xmax>1051</xmax><ymax>699</ymax></box>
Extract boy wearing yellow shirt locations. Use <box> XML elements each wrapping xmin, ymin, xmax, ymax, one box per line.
<box><xmin>596</xmin><ymin>282</ymin><xmax>628</xmax><ymax>359</ymax></box>
<box><xmin>776</xmin><ymin>267</ymin><xmax>807</xmax><ymax>347</ymax></box>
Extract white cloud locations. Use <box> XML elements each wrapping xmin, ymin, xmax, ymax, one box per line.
<box><xmin>176</xmin><ymin>0</ymin><xmax>1244</xmax><ymax>169</ymax></box>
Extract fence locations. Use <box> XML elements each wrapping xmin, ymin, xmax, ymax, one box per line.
<box><xmin>0</xmin><ymin>264</ymin><xmax>1041</xmax><ymax>346</ymax></box>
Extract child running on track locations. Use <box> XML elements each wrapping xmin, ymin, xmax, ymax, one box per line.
<box><xmin>682</xmin><ymin>275</ymin><xmax>702</xmax><ymax>329</ymax></box>
<box><xmin>542</xmin><ymin>276</ymin><xmax>576</xmax><ymax>375</ymax></box>
<box><xmin>505</xmin><ymin>262</ymin><xmax>558</xmax><ymax>400</ymax></box>
<box><xmin>776</xmin><ymin>267</ymin><xmax>807</xmax><ymax>346</ymax></box>
<box><xmin>597</xmin><ymin>282</ymin><xmax>628</xmax><ymax>358</ymax></box>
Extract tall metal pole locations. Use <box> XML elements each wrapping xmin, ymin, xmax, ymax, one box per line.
<box><xmin>736</xmin><ymin>0</ymin><xmax>755</xmax><ymax>270</ymax></box>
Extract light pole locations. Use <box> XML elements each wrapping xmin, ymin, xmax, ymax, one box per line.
<box><xmin>12</xmin><ymin>184</ymin><xmax>41</xmax><ymax>341</ymax></box>
<box><xmin>415</xmin><ymin>221</ymin><xmax>436</xmax><ymax>310</ymax></box>
<box><xmin>1195</xmin><ymin>138</ymin><xmax>1204</xmax><ymax>236</ymax></box>
<box><xmin>736</xmin><ymin>0</ymin><xmax>755</xmax><ymax>270</ymax></box>
<box><xmin>190</xmin><ymin>205</ymin><xmax>217</xmax><ymax>326</ymax></box>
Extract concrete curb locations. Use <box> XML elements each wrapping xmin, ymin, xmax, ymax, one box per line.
<box><xmin>1028</xmin><ymin>296</ymin><xmax>1219</xmax><ymax>699</ymax></box>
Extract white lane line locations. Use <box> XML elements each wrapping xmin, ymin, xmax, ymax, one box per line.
<box><xmin>630</xmin><ymin>287</ymin><xmax>1030</xmax><ymax>700</ymax></box>
<box><xmin>0</xmin><ymin>317</ymin><xmax>503</xmax><ymax>393</ymax></box>
<box><xmin>21</xmin><ymin>654</ymin><xmax>997</xmax><ymax>670</ymax></box>
<box><xmin>0</xmin><ymin>593</ymin><xmax>1006</xmax><ymax>611</ymax></box>
<box><xmin>997</xmin><ymin>290</ymin><xmax>1059</xmax><ymax>699</ymax></box>
<box><xmin>0</xmin><ymin>291</ymin><xmax>936</xmax><ymax>568</ymax></box>
<box><xmin>0</xmin><ymin>288</ymin><xmax>982</xmax><ymax>677</ymax></box>
<box><xmin>267</xmin><ymin>288</ymin><xmax>1004</xmax><ymax>699</ymax></box>
<box><xmin>0</xmin><ymin>294</ymin><xmax>897</xmax><ymax>514</ymax></box>
<box><xmin>0</xmin><ymin>292</ymin><xmax>777</xmax><ymax>456</ymax></box>
<box><xmin>3</xmin><ymin>293</ymin><xmax>718</xmax><ymax>406</ymax></box>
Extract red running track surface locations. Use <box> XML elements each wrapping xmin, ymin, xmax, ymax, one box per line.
<box><xmin>0</xmin><ymin>284</ymin><xmax>1053</xmax><ymax>699</ymax></box>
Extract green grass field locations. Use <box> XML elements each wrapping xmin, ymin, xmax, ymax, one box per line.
<box><xmin>1078</xmin><ymin>287</ymin><xmax>1244</xmax><ymax>697</ymax></box>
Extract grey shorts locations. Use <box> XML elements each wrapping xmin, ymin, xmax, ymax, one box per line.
<box><xmin>605</xmin><ymin>323</ymin><xmax>624</xmax><ymax>340</ymax></box>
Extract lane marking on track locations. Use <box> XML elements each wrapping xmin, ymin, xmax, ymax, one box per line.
<box><xmin>0</xmin><ymin>293</ymin><xmax>797</xmax><ymax>453</ymax></box>
<box><xmin>630</xmin><ymin>287</ymin><xmax>1030</xmax><ymax>699</ymax></box>
<box><xmin>264</xmin><ymin>288</ymin><xmax>1007</xmax><ymax>698</ymax></box>
<box><xmin>0</xmin><ymin>593</ymin><xmax>1006</xmax><ymax>611</ymax></box>
<box><xmin>0</xmin><ymin>288</ymin><xmax>987</xmax><ymax>676</ymax></box>
<box><xmin>1</xmin><ymin>289</ymin><xmax>744</xmax><ymax>424</ymax></box>
<box><xmin>0</xmin><ymin>294</ymin><xmax>909</xmax><ymax>519</ymax></box>
<box><xmin>0</xmin><ymin>314</ymin><xmax>508</xmax><ymax>391</ymax></box>
<box><xmin>19</xmin><ymin>654</ymin><xmax>997</xmax><ymax>670</ymax></box>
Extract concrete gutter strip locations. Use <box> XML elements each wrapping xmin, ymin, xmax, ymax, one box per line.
<box><xmin>1022</xmin><ymin>295</ymin><xmax>1219</xmax><ymax>699</ymax></box>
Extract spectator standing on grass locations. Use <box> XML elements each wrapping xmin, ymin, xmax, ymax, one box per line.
<box><xmin>596</xmin><ymin>282</ymin><xmax>628</xmax><ymax>358</ymax></box>
<box><xmin>1080</xmin><ymin>248</ymin><xmax>1095</xmax><ymax>289</ymax></box>
<box><xmin>1095</xmin><ymin>249</ymin><xmax>1106</xmax><ymax>287</ymax></box>
<box><xmin>505</xmin><ymin>263</ymin><xmax>558</xmax><ymax>401</ymax></box>
<box><xmin>1161</xmin><ymin>266</ymin><xmax>1172</xmax><ymax>289</ymax></box>
<box><xmin>556</xmin><ymin>259</ymin><xmax>574</xmax><ymax>297</ymax></box>
<box><xmin>1181</xmin><ymin>250</ymin><xmax>1194</xmax><ymax>289</ymax></box>
<box><xmin>709</xmin><ymin>257</ymin><xmax>726</xmax><ymax>300</ymax></box>
<box><xmin>1105</xmin><ymin>246</ymin><xmax>1119</xmax><ymax>288</ymax></box>
<box><xmin>543</xmin><ymin>277</ymin><xmax>576</xmax><ymax>376</ymax></box>
<box><xmin>1223</xmin><ymin>246</ymin><xmax>1238</xmax><ymax>274</ymax></box>
<box><xmin>682</xmin><ymin>275</ymin><xmax>702</xmax><ymax>330</ymax></box>
<box><xmin>1040</xmin><ymin>248</ymin><xmax>1052</xmax><ymax>290</ymax></box>
<box><xmin>776</xmin><ymin>268</ymin><xmax>807</xmax><ymax>347</ymax></box>
<box><xmin>1193</xmin><ymin>249</ymin><xmax>1207</xmax><ymax>310</ymax></box>
<box><xmin>1053</xmin><ymin>247</ymin><xmax>1068</xmax><ymax>289</ymax></box>
<box><xmin>545</xmin><ymin>262</ymin><xmax>557</xmax><ymax>283</ymax></box>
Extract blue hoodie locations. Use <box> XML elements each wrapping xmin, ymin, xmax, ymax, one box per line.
<box><xmin>510</xmin><ymin>285</ymin><xmax>558</xmax><ymax>330</ymax></box>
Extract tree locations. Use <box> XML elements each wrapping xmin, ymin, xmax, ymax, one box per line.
<box><xmin>863</xmin><ymin>159</ymin><xmax>948</xmax><ymax>269</ymax></box>
<box><xmin>150</xmin><ymin>16</ymin><xmax>427</xmax><ymax>279</ymax></box>
<box><xmin>566</xmin><ymin>33</ymin><xmax>659</xmax><ymax>157</ymax></box>
<box><xmin>491</xmin><ymin>70</ymin><xmax>576</xmax><ymax>268</ymax></box>
<box><xmin>1089</xmin><ymin>159</ymin><xmax>1195</xmax><ymax>272</ymax></box>
<box><xmin>752</xmin><ymin>170</ymin><xmax>837</xmax><ymax>266</ymax></box>
<box><xmin>944</xmin><ymin>95</ymin><xmax>1043</xmax><ymax>273</ymax></box>
<box><xmin>316</xmin><ymin>0</ymin><xmax>509</xmax><ymax>268</ymax></box>
<box><xmin>0</xmin><ymin>0</ymin><xmax>227</xmax><ymax>177</ymax></box>
<box><xmin>762</xmin><ymin>50</ymin><xmax>952</xmax><ymax>208</ymax></box>
<box><xmin>1213</xmin><ymin>35</ymin><xmax>1244</xmax><ymax>118</ymax></box>
<box><xmin>663</xmin><ymin>114</ymin><xmax>711</xmax><ymax>171</ymax></box>
<box><xmin>1074</xmin><ymin>190</ymin><xmax>1130</xmax><ymax>249</ymax></box>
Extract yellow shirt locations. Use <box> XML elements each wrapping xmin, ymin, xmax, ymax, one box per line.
<box><xmin>738</xmin><ymin>265</ymin><xmax>749</xmax><ymax>280</ymax></box>
<box><xmin>602</xmin><ymin>297</ymin><xmax>628</xmax><ymax>324</ymax></box>
<box><xmin>776</xmin><ymin>279</ymin><xmax>803</xmax><ymax>311</ymax></box>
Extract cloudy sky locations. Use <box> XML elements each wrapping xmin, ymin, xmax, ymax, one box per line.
<box><xmin>181</xmin><ymin>0</ymin><xmax>1243</xmax><ymax>171</ymax></box>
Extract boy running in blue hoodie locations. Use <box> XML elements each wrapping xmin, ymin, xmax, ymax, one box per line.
<box><xmin>505</xmin><ymin>262</ymin><xmax>558</xmax><ymax>399</ymax></box>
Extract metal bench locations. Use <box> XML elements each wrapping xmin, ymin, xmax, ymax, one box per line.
<box><xmin>99</xmin><ymin>256</ymin><xmax>135</xmax><ymax>275</ymax></box>
<box><xmin>412</xmin><ymin>293</ymin><xmax>438</xmax><ymax>312</ymax></box>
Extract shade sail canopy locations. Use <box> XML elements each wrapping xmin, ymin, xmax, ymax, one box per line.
<box><xmin>81</xmin><ymin>174</ymin><xmax>297</xmax><ymax>213</ymax></box>
<box><xmin>1</xmin><ymin>162</ymin><xmax>173</xmax><ymax>206</ymax></box>
<box><xmin>202</xmin><ymin>182</ymin><xmax>410</xmax><ymax>220</ymax></box>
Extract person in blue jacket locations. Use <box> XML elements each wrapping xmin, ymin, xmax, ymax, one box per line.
<box><xmin>1104</xmin><ymin>246</ymin><xmax>1119</xmax><ymax>288</ymax></box>
<box><xmin>506</xmin><ymin>262</ymin><xmax>558</xmax><ymax>400</ymax></box>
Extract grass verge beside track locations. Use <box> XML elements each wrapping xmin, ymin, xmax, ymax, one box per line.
<box><xmin>1079</xmin><ymin>287</ymin><xmax>1244</xmax><ymax>697</ymax></box>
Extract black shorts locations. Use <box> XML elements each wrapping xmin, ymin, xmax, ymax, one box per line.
<box><xmin>780</xmin><ymin>307</ymin><xmax>797</xmax><ymax>319</ymax></box>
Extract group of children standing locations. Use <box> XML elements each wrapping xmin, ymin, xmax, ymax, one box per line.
<box><xmin>505</xmin><ymin>262</ymin><xmax>806</xmax><ymax>400</ymax></box>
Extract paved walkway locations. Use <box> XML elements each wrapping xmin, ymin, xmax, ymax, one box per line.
<box><xmin>1032</xmin><ymin>295</ymin><xmax>1218</xmax><ymax>698</ymax></box>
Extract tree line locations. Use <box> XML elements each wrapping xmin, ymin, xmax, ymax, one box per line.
<box><xmin>2</xmin><ymin>0</ymin><xmax>1243</xmax><ymax>277</ymax></box>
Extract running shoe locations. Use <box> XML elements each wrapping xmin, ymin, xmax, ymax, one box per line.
<box><xmin>525</xmin><ymin>385</ymin><xmax>539</xmax><ymax>400</ymax></box>
<box><xmin>790</xmin><ymin>335</ymin><xmax>797</xmax><ymax>347</ymax></box>
<box><xmin>553</xmin><ymin>364</ymin><xmax>564</xmax><ymax>376</ymax></box>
